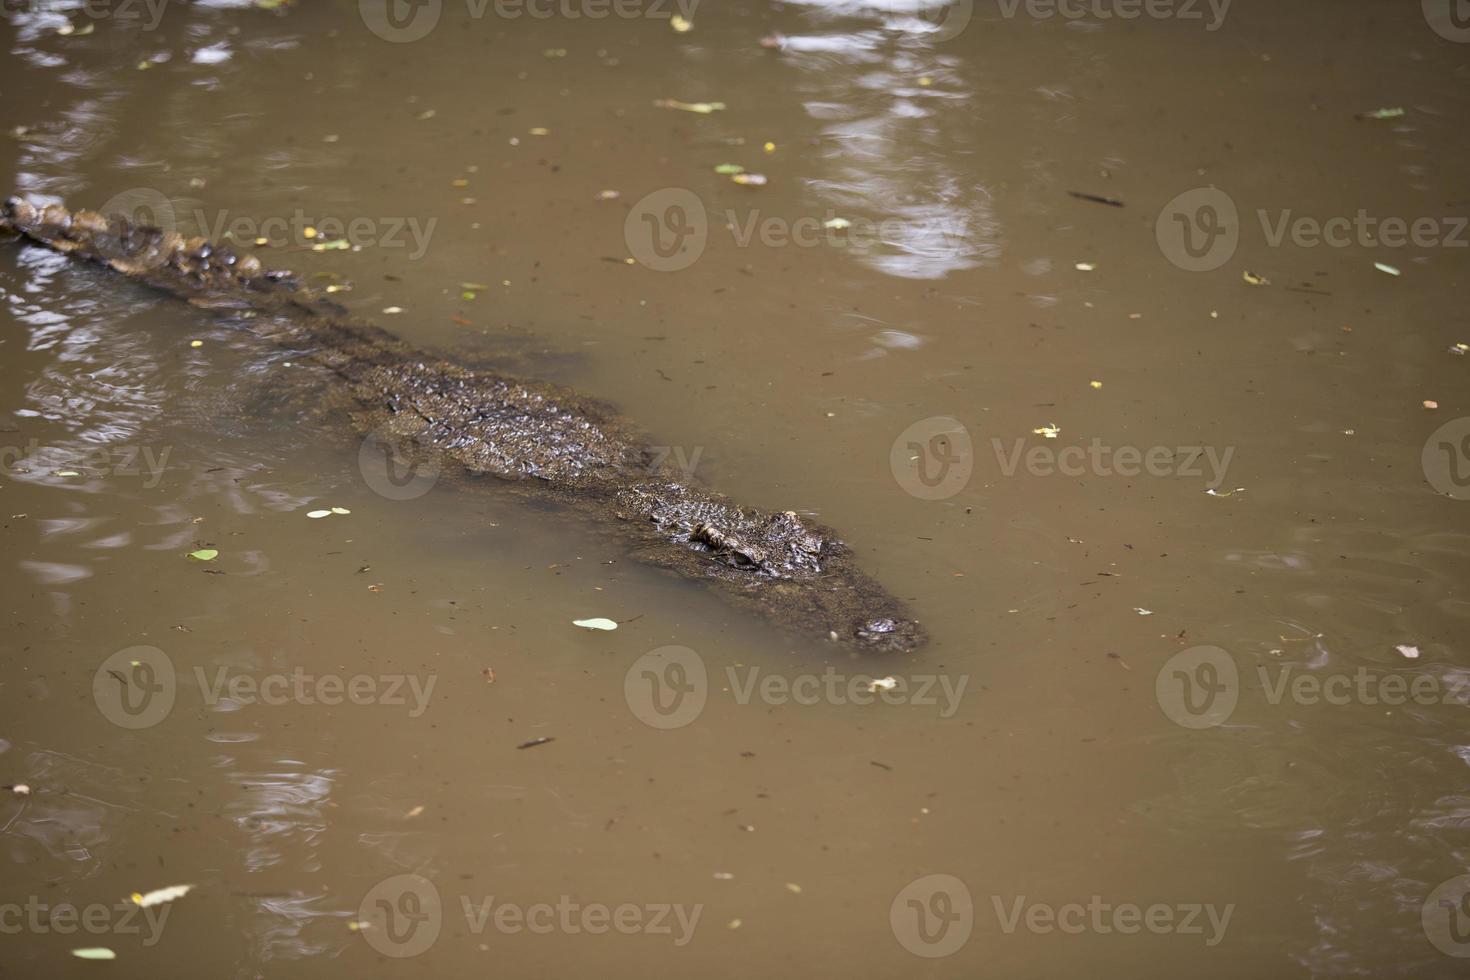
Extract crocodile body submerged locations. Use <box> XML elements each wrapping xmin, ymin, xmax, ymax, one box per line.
<box><xmin>0</xmin><ymin>197</ymin><xmax>925</xmax><ymax>652</ymax></box>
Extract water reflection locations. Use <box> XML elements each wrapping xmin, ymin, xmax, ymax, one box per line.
<box><xmin>763</xmin><ymin>1</ymin><xmax>997</xmax><ymax>279</ymax></box>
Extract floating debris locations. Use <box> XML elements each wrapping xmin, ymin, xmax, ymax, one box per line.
<box><xmin>1374</xmin><ymin>262</ymin><xmax>1400</xmax><ymax>276</ymax></box>
<box><xmin>1032</xmin><ymin>423</ymin><xmax>1061</xmax><ymax>439</ymax></box>
<box><xmin>1355</xmin><ymin>107</ymin><xmax>1404</xmax><ymax>120</ymax></box>
<box><xmin>1134</xmin><ymin>607</ymin><xmax>1153</xmax><ymax>616</ymax></box>
<box><xmin>131</xmin><ymin>884</ymin><xmax>193</xmax><ymax>909</ymax></box>
<box><xmin>1424</xmin><ymin>399</ymin><xmax>1439</xmax><ymax>409</ymax></box>
<box><xmin>1205</xmin><ymin>487</ymin><xmax>1246</xmax><ymax>497</ymax></box>
<box><xmin>731</xmin><ymin>173</ymin><xmax>767</xmax><ymax>186</ymax></box>
<box><xmin>671</xmin><ymin>14</ymin><xmax>693</xmax><ymax>32</ymax></box>
<box><xmin>1067</xmin><ymin>190</ymin><xmax>1124</xmax><ymax>208</ymax></box>
<box><xmin>654</xmin><ymin>99</ymin><xmax>726</xmax><ymax>114</ymax></box>
<box><xmin>1075</xmin><ymin>261</ymin><xmax>1095</xmax><ymax>271</ymax></box>
<box><xmin>187</xmin><ymin>549</ymin><xmax>218</xmax><ymax>561</ymax></box>
<box><xmin>1396</xmin><ymin>644</ymin><xmax>1421</xmax><ymax>659</ymax></box>
<box><xmin>572</xmin><ymin>617</ymin><xmax>619</xmax><ymax>631</ymax></box>
<box><xmin>71</xmin><ymin>949</ymin><xmax>116</xmax><ymax>961</ymax></box>
<box><xmin>596</xmin><ymin>189</ymin><xmax>621</xmax><ymax>201</ymax></box>
<box><xmin>517</xmin><ymin>736</ymin><xmax>555</xmax><ymax>749</ymax></box>
<box><xmin>823</xmin><ymin>217</ymin><xmax>851</xmax><ymax>230</ymax></box>
<box><xmin>1242</xmin><ymin>270</ymin><xmax>1270</xmax><ymax>285</ymax></box>
<box><xmin>714</xmin><ymin>163</ymin><xmax>745</xmax><ymax>175</ymax></box>
<box><xmin>866</xmin><ymin>676</ymin><xmax>898</xmax><ymax>693</ymax></box>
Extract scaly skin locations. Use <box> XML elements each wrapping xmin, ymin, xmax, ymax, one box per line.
<box><xmin>0</xmin><ymin>197</ymin><xmax>926</xmax><ymax>652</ymax></box>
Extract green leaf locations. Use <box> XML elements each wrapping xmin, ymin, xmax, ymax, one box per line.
<box><xmin>188</xmin><ymin>549</ymin><xmax>218</xmax><ymax>561</ymax></box>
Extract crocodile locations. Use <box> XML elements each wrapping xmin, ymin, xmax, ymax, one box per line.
<box><xmin>0</xmin><ymin>197</ymin><xmax>926</xmax><ymax>653</ymax></box>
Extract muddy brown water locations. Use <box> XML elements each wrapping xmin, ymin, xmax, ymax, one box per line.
<box><xmin>1</xmin><ymin>1</ymin><xmax>1468</xmax><ymax>977</ymax></box>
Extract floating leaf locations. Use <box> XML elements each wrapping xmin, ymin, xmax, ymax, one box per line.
<box><xmin>731</xmin><ymin>173</ymin><xmax>767</xmax><ymax>186</ymax></box>
<box><xmin>1032</xmin><ymin>423</ymin><xmax>1060</xmax><ymax>439</ymax></box>
<box><xmin>823</xmin><ymin>217</ymin><xmax>851</xmax><ymax>230</ymax></box>
<box><xmin>596</xmin><ymin>189</ymin><xmax>621</xmax><ymax>201</ymax></box>
<box><xmin>330</xmin><ymin>507</ymin><xmax>351</xmax><ymax>515</ymax></box>
<box><xmin>72</xmin><ymin>949</ymin><xmax>116</xmax><ymax>960</ymax></box>
<box><xmin>714</xmin><ymin>163</ymin><xmax>745</xmax><ymax>175</ymax></box>
<box><xmin>1074</xmin><ymin>262</ymin><xmax>1095</xmax><ymax>271</ymax></box>
<box><xmin>1396</xmin><ymin>644</ymin><xmax>1420</xmax><ymax>659</ymax></box>
<box><xmin>529</xmin><ymin>127</ymin><xmax>549</xmax><ymax>136</ymax></box>
<box><xmin>1356</xmin><ymin>107</ymin><xmax>1404</xmax><ymax>120</ymax></box>
<box><xmin>188</xmin><ymin>549</ymin><xmax>218</xmax><ymax>561</ymax></box>
<box><xmin>307</xmin><ymin>510</ymin><xmax>332</xmax><ymax>519</ymax></box>
<box><xmin>671</xmin><ymin>14</ymin><xmax>693</xmax><ymax>32</ymax></box>
<box><xmin>131</xmin><ymin>884</ymin><xmax>193</xmax><ymax>908</ymax></box>
<box><xmin>572</xmin><ymin>617</ymin><xmax>619</xmax><ymax>631</ymax></box>
<box><xmin>653</xmin><ymin>99</ymin><xmax>726</xmax><ymax>114</ymax></box>
<box><xmin>1242</xmin><ymin>270</ymin><xmax>1270</xmax><ymax>285</ymax></box>
<box><xmin>1134</xmin><ymin>607</ymin><xmax>1153</xmax><ymax>616</ymax></box>
<box><xmin>1374</xmin><ymin>262</ymin><xmax>1400</xmax><ymax>276</ymax></box>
